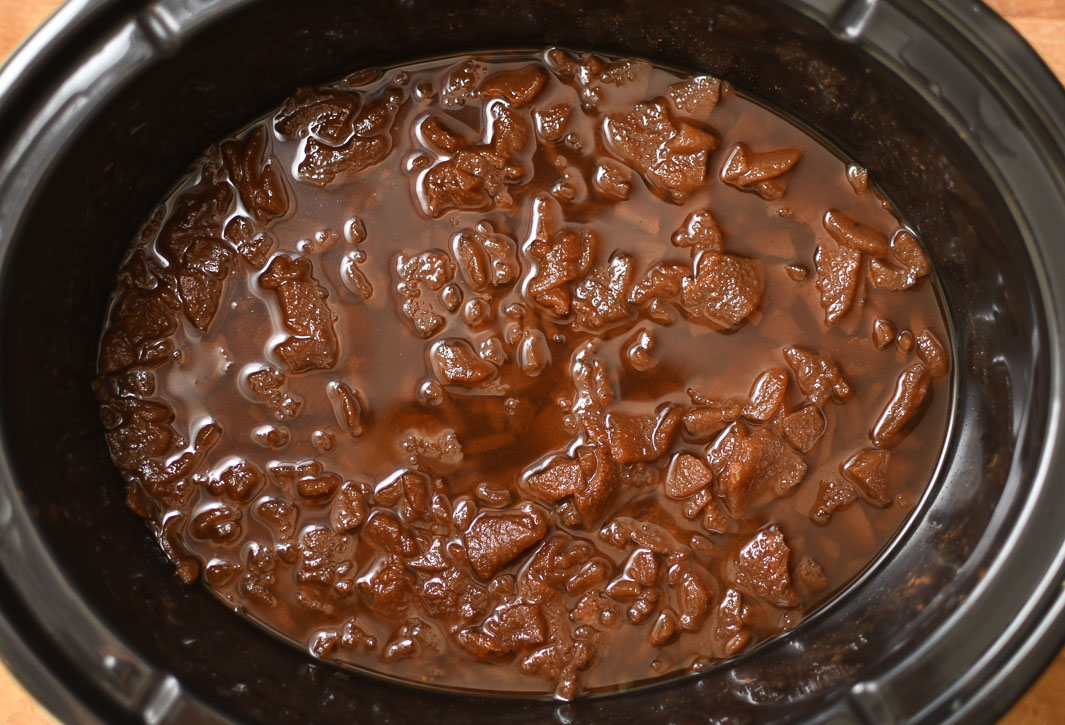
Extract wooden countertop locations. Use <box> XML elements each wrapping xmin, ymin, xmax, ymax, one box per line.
<box><xmin>1</xmin><ymin>0</ymin><xmax>1064</xmax><ymax>722</ymax></box>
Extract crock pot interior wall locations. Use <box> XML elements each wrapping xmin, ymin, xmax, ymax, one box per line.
<box><xmin>0</xmin><ymin>0</ymin><xmax>1039</xmax><ymax>722</ymax></box>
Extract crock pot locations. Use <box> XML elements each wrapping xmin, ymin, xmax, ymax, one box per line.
<box><xmin>1</xmin><ymin>0</ymin><xmax>1065</xmax><ymax>722</ymax></box>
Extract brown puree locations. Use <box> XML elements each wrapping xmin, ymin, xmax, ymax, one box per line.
<box><xmin>94</xmin><ymin>50</ymin><xmax>951</xmax><ymax>699</ymax></box>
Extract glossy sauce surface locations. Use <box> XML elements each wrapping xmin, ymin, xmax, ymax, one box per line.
<box><xmin>94</xmin><ymin>50</ymin><xmax>950</xmax><ymax>698</ymax></box>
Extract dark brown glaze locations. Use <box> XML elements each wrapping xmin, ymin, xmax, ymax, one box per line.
<box><xmin>94</xmin><ymin>50</ymin><xmax>951</xmax><ymax>699</ymax></box>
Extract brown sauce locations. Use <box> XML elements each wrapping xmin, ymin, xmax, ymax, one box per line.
<box><xmin>94</xmin><ymin>50</ymin><xmax>951</xmax><ymax>699</ymax></box>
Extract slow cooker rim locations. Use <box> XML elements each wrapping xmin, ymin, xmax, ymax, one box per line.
<box><xmin>1</xmin><ymin>0</ymin><xmax>1065</xmax><ymax>723</ymax></box>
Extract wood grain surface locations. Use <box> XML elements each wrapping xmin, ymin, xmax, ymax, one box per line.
<box><xmin>0</xmin><ymin>0</ymin><xmax>1064</xmax><ymax>722</ymax></box>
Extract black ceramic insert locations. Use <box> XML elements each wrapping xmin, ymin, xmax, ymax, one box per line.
<box><xmin>0</xmin><ymin>1</ymin><xmax>1064</xmax><ymax>723</ymax></box>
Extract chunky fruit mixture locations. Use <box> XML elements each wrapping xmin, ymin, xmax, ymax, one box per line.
<box><xmin>95</xmin><ymin>50</ymin><xmax>950</xmax><ymax>698</ymax></box>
